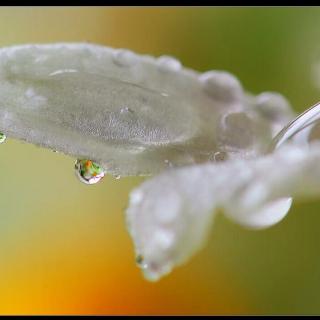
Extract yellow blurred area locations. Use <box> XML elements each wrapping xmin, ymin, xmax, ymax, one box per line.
<box><xmin>1</xmin><ymin>6</ymin><xmax>320</xmax><ymax>315</ymax></box>
<box><xmin>0</xmin><ymin>7</ymin><xmax>192</xmax><ymax>54</ymax></box>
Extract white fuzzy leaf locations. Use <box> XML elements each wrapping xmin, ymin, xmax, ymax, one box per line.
<box><xmin>126</xmin><ymin>142</ymin><xmax>320</xmax><ymax>281</ymax></box>
<box><xmin>0</xmin><ymin>43</ymin><xmax>288</xmax><ymax>176</ymax></box>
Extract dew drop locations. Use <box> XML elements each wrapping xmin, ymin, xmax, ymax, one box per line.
<box><xmin>199</xmin><ymin>71</ymin><xmax>243</xmax><ymax>102</ymax></box>
<box><xmin>255</xmin><ymin>92</ymin><xmax>292</xmax><ymax>121</ymax></box>
<box><xmin>74</xmin><ymin>159</ymin><xmax>105</xmax><ymax>185</ymax></box>
<box><xmin>217</xmin><ymin>112</ymin><xmax>255</xmax><ymax>150</ymax></box>
<box><xmin>113</xmin><ymin>49</ymin><xmax>138</xmax><ymax>67</ymax></box>
<box><xmin>136</xmin><ymin>254</ymin><xmax>148</xmax><ymax>269</ymax></box>
<box><xmin>157</xmin><ymin>55</ymin><xmax>182</xmax><ymax>72</ymax></box>
<box><xmin>0</xmin><ymin>133</ymin><xmax>6</xmax><ymax>144</ymax></box>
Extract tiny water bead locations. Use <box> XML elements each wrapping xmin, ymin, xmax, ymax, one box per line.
<box><xmin>255</xmin><ymin>92</ymin><xmax>292</xmax><ymax>122</ymax></box>
<box><xmin>135</xmin><ymin>255</ymin><xmax>166</xmax><ymax>281</ymax></box>
<box><xmin>157</xmin><ymin>55</ymin><xmax>182</xmax><ymax>72</ymax></box>
<box><xmin>0</xmin><ymin>133</ymin><xmax>6</xmax><ymax>144</ymax></box>
<box><xmin>199</xmin><ymin>71</ymin><xmax>243</xmax><ymax>102</ymax></box>
<box><xmin>75</xmin><ymin>159</ymin><xmax>105</xmax><ymax>185</ymax></box>
<box><xmin>112</xmin><ymin>49</ymin><xmax>138</xmax><ymax>67</ymax></box>
<box><xmin>135</xmin><ymin>255</ymin><xmax>148</xmax><ymax>269</ymax></box>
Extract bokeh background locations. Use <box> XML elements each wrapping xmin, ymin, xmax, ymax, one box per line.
<box><xmin>0</xmin><ymin>6</ymin><xmax>320</xmax><ymax>315</ymax></box>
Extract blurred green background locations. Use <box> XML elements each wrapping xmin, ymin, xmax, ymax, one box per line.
<box><xmin>0</xmin><ymin>6</ymin><xmax>319</xmax><ymax>315</ymax></box>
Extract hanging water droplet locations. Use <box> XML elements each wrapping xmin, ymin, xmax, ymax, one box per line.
<box><xmin>136</xmin><ymin>254</ymin><xmax>148</xmax><ymax>269</ymax></box>
<box><xmin>74</xmin><ymin>159</ymin><xmax>105</xmax><ymax>185</ymax></box>
<box><xmin>269</xmin><ymin>102</ymin><xmax>320</xmax><ymax>152</ymax></box>
<box><xmin>115</xmin><ymin>175</ymin><xmax>121</xmax><ymax>180</ymax></box>
<box><xmin>0</xmin><ymin>133</ymin><xmax>6</xmax><ymax>144</ymax></box>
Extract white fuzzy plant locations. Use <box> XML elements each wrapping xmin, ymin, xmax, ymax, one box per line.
<box><xmin>1</xmin><ymin>43</ymin><xmax>320</xmax><ymax>281</ymax></box>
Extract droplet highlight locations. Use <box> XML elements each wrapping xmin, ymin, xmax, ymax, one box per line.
<box><xmin>136</xmin><ymin>254</ymin><xmax>148</xmax><ymax>269</ymax></box>
<box><xmin>75</xmin><ymin>159</ymin><xmax>105</xmax><ymax>185</ymax></box>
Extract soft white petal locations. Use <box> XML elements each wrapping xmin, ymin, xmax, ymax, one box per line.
<box><xmin>126</xmin><ymin>142</ymin><xmax>320</xmax><ymax>281</ymax></box>
<box><xmin>0</xmin><ymin>43</ymin><xmax>286</xmax><ymax>176</ymax></box>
